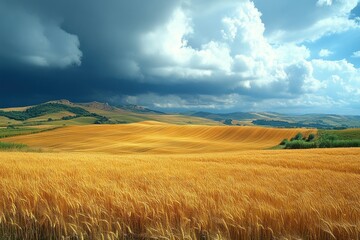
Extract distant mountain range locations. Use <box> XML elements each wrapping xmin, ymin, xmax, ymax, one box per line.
<box><xmin>1</xmin><ymin>100</ymin><xmax>359</xmax><ymax>129</ymax></box>
<box><xmin>185</xmin><ymin>111</ymin><xmax>360</xmax><ymax>129</ymax></box>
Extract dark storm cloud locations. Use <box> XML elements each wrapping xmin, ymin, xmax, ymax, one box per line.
<box><xmin>0</xmin><ymin>56</ymin><xmax>237</xmax><ymax>107</ymax></box>
<box><xmin>0</xmin><ymin>0</ymin><xmax>255</xmax><ymax>107</ymax></box>
<box><xmin>0</xmin><ymin>0</ymin><xmax>184</xmax><ymax>106</ymax></box>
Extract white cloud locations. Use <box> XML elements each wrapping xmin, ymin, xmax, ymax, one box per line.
<box><xmin>139</xmin><ymin>1</ymin><xmax>317</xmax><ymax>96</ymax></box>
<box><xmin>319</xmin><ymin>49</ymin><xmax>333</xmax><ymax>57</ymax></box>
<box><xmin>124</xmin><ymin>93</ymin><xmax>240</xmax><ymax>109</ymax></box>
<box><xmin>275</xmin><ymin>44</ymin><xmax>311</xmax><ymax>64</ymax></box>
<box><xmin>269</xmin><ymin>16</ymin><xmax>359</xmax><ymax>43</ymax></box>
<box><xmin>256</xmin><ymin>94</ymin><xmax>345</xmax><ymax>111</ymax></box>
<box><xmin>141</xmin><ymin>8</ymin><xmax>234</xmax><ymax>80</ymax></box>
<box><xmin>317</xmin><ymin>0</ymin><xmax>333</xmax><ymax>7</ymax></box>
<box><xmin>312</xmin><ymin>59</ymin><xmax>357</xmax><ymax>73</ymax></box>
<box><xmin>254</xmin><ymin>0</ymin><xmax>359</xmax><ymax>43</ymax></box>
<box><xmin>135</xmin><ymin>1</ymin><xmax>360</xmax><ymax>112</ymax></box>
<box><xmin>352</xmin><ymin>51</ymin><xmax>360</xmax><ymax>58</ymax></box>
<box><xmin>311</xmin><ymin>59</ymin><xmax>360</xmax><ymax>102</ymax></box>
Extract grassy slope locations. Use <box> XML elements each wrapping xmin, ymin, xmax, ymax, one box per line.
<box><xmin>41</xmin><ymin>117</ymin><xmax>99</xmax><ymax>126</ymax></box>
<box><xmin>0</xmin><ymin>106</ymin><xmax>31</xmax><ymax>112</ymax></box>
<box><xmin>0</xmin><ymin>126</ymin><xmax>56</xmax><ymax>151</ymax></box>
<box><xmin>0</xmin><ymin>116</ymin><xmax>21</xmax><ymax>126</ymax></box>
<box><xmin>190</xmin><ymin>112</ymin><xmax>360</xmax><ymax>128</ymax></box>
<box><xmin>24</xmin><ymin>111</ymin><xmax>76</xmax><ymax>122</ymax></box>
<box><xmin>1</xmin><ymin>101</ymin><xmax>220</xmax><ymax>127</ymax></box>
<box><xmin>321</xmin><ymin>128</ymin><xmax>360</xmax><ymax>140</ymax></box>
<box><xmin>80</xmin><ymin>105</ymin><xmax>220</xmax><ymax>126</ymax></box>
<box><xmin>0</xmin><ymin>142</ymin><xmax>28</xmax><ymax>151</ymax></box>
<box><xmin>144</xmin><ymin>114</ymin><xmax>221</xmax><ymax>125</ymax></box>
<box><xmin>80</xmin><ymin>107</ymin><xmax>151</xmax><ymax>123</ymax></box>
<box><xmin>0</xmin><ymin>127</ymin><xmax>48</xmax><ymax>139</ymax></box>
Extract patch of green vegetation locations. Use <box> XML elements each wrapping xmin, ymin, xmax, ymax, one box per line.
<box><xmin>24</xmin><ymin>111</ymin><xmax>75</xmax><ymax>122</ymax></box>
<box><xmin>281</xmin><ymin>130</ymin><xmax>360</xmax><ymax>149</ymax></box>
<box><xmin>0</xmin><ymin>127</ymin><xmax>44</xmax><ymax>138</ymax></box>
<box><xmin>0</xmin><ymin>142</ymin><xmax>28</xmax><ymax>150</ymax></box>
<box><xmin>0</xmin><ymin>103</ymin><xmax>90</xmax><ymax>121</ymax></box>
<box><xmin>0</xmin><ymin>103</ymin><xmax>113</xmax><ymax>126</ymax></box>
<box><xmin>45</xmin><ymin>117</ymin><xmax>100</xmax><ymax>126</ymax></box>
<box><xmin>317</xmin><ymin>139</ymin><xmax>360</xmax><ymax>148</ymax></box>
<box><xmin>224</xmin><ymin>119</ymin><xmax>233</xmax><ymax>125</ymax></box>
<box><xmin>0</xmin><ymin>116</ymin><xmax>21</xmax><ymax>127</ymax></box>
<box><xmin>317</xmin><ymin>132</ymin><xmax>360</xmax><ymax>148</ymax></box>
<box><xmin>0</xmin><ymin>125</ymin><xmax>62</xmax><ymax>139</ymax></box>
<box><xmin>284</xmin><ymin>140</ymin><xmax>317</xmax><ymax>149</ymax></box>
<box><xmin>320</xmin><ymin>129</ymin><xmax>360</xmax><ymax>140</ymax></box>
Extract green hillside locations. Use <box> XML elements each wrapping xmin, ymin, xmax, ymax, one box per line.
<box><xmin>0</xmin><ymin>100</ymin><xmax>220</xmax><ymax>127</ymax></box>
<box><xmin>2</xmin><ymin>100</ymin><xmax>359</xmax><ymax>129</ymax></box>
<box><xmin>320</xmin><ymin>128</ymin><xmax>360</xmax><ymax>140</ymax></box>
<box><xmin>0</xmin><ymin>103</ymin><xmax>91</xmax><ymax>121</ymax></box>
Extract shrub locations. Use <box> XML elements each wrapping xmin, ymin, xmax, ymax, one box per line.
<box><xmin>0</xmin><ymin>142</ymin><xmax>27</xmax><ymax>150</ymax></box>
<box><xmin>285</xmin><ymin>140</ymin><xmax>317</xmax><ymax>149</ymax></box>
<box><xmin>319</xmin><ymin>133</ymin><xmax>338</xmax><ymax>142</ymax></box>
<box><xmin>306</xmin><ymin>133</ymin><xmax>316</xmax><ymax>142</ymax></box>
<box><xmin>319</xmin><ymin>140</ymin><xmax>360</xmax><ymax>148</ymax></box>
<box><xmin>280</xmin><ymin>139</ymin><xmax>288</xmax><ymax>145</ymax></box>
<box><xmin>62</xmin><ymin>115</ymin><xmax>78</xmax><ymax>120</ymax></box>
<box><xmin>294</xmin><ymin>133</ymin><xmax>303</xmax><ymax>141</ymax></box>
<box><xmin>224</xmin><ymin>119</ymin><xmax>233</xmax><ymax>125</ymax></box>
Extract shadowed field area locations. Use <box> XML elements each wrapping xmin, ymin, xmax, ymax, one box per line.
<box><xmin>3</xmin><ymin>121</ymin><xmax>315</xmax><ymax>154</ymax></box>
<box><xmin>0</xmin><ymin>149</ymin><xmax>359</xmax><ymax>239</ymax></box>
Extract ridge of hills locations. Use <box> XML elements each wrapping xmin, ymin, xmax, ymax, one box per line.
<box><xmin>185</xmin><ymin>111</ymin><xmax>360</xmax><ymax>129</ymax></box>
<box><xmin>0</xmin><ymin>100</ymin><xmax>219</xmax><ymax>127</ymax></box>
<box><xmin>0</xmin><ymin>99</ymin><xmax>359</xmax><ymax>129</ymax></box>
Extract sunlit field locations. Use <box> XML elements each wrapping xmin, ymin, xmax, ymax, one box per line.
<box><xmin>4</xmin><ymin>122</ymin><xmax>314</xmax><ymax>154</ymax></box>
<box><xmin>0</xmin><ymin>123</ymin><xmax>359</xmax><ymax>239</ymax></box>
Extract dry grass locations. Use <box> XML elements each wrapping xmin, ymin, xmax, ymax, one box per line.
<box><xmin>0</xmin><ymin>149</ymin><xmax>359</xmax><ymax>239</ymax></box>
<box><xmin>0</xmin><ymin>106</ymin><xmax>30</xmax><ymax>112</ymax></box>
<box><xmin>4</xmin><ymin>122</ymin><xmax>315</xmax><ymax>154</ymax></box>
<box><xmin>0</xmin><ymin>123</ymin><xmax>358</xmax><ymax>239</ymax></box>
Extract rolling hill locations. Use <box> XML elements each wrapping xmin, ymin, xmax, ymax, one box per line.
<box><xmin>186</xmin><ymin>111</ymin><xmax>360</xmax><ymax>129</ymax></box>
<box><xmin>3</xmin><ymin>122</ymin><xmax>315</xmax><ymax>154</ymax></box>
<box><xmin>0</xmin><ymin>100</ymin><xmax>219</xmax><ymax>127</ymax></box>
<box><xmin>1</xmin><ymin>100</ymin><xmax>360</xmax><ymax>129</ymax></box>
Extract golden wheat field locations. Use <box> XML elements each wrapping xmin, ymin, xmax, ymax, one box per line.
<box><xmin>0</xmin><ymin>123</ymin><xmax>360</xmax><ymax>239</ymax></box>
<box><xmin>4</xmin><ymin>121</ymin><xmax>315</xmax><ymax>154</ymax></box>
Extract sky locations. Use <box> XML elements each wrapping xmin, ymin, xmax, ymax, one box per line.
<box><xmin>0</xmin><ymin>0</ymin><xmax>360</xmax><ymax>114</ymax></box>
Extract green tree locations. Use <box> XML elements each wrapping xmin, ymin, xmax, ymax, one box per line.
<box><xmin>306</xmin><ymin>133</ymin><xmax>316</xmax><ymax>142</ymax></box>
<box><xmin>224</xmin><ymin>119</ymin><xmax>233</xmax><ymax>125</ymax></box>
<box><xmin>294</xmin><ymin>133</ymin><xmax>303</xmax><ymax>141</ymax></box>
